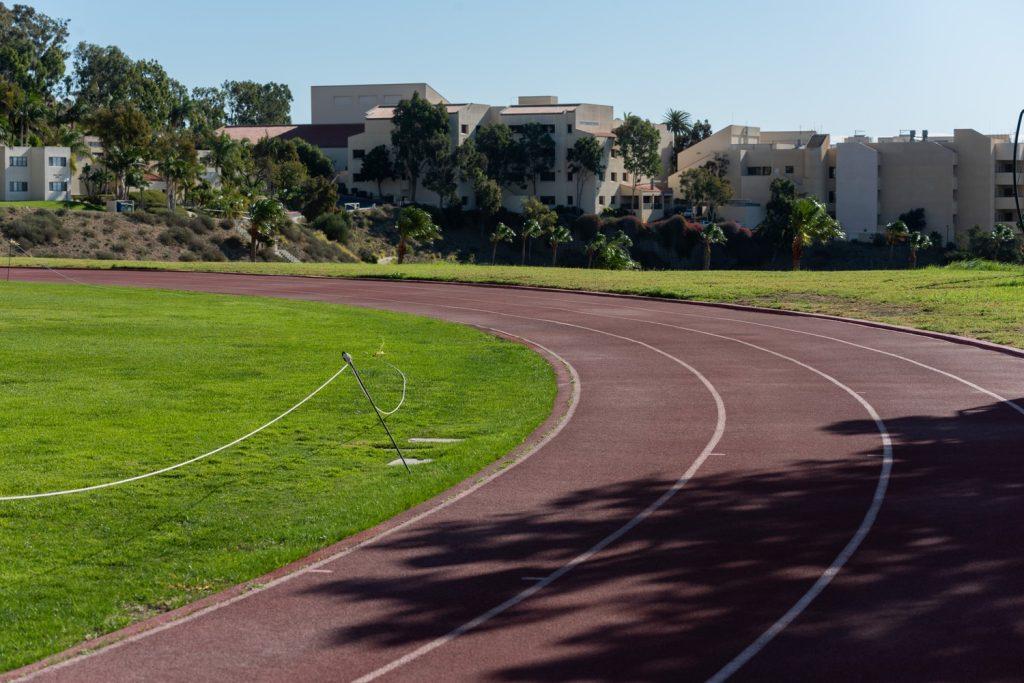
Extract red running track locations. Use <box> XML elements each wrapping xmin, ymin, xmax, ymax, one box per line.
<box><xmin>6</xmin><ymin>269</ymin><xmax>1024</xmax><ymax>682</ymax></box>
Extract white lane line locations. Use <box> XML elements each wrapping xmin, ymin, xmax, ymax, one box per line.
<box><xmin>352</xmin><ymin>323</ymin><xmax>729</xmax><ymax>683</ymax></box>
<box><xmin>18</xmin><ymin>332</ymin><xmax>580</xmax><ymax>682</ymax></box>
<box><xmin>338</xmin><ymin>289</ymin><xmax>892</xmax><ymax>683</ymax></box>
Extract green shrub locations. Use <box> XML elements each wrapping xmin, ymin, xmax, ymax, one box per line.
<box><xmin>358</xmin><ymin>246</ymin><xmax>378</xmax><ymax>263</ymax></box>
<box><xmin>4</xmin><ymin>210</ymin><xmax>68</xmax><ymax>247</ymax></box>
<box><xmin>311</xmin><ymin>212</ymin><xmax>351</xmax><ymax>243</ymax></box>
<box><xmin>189</xmin><ymin>214</ymin><xmax>216</xmax><ymax>234</ymax></box>
<box><xmin>93</xmin><ymin>249</ymin><xmax>116</xmax><ymax>260</ymax></box>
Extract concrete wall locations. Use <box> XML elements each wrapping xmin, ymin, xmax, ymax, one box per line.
<box><xmin>311</xmin><ymin>83</ymin><xmax>446</xmax><ymax>125</ymax></box>
<box><xmin>835</xmin><ymin>142</ymin><xmax>879</xmax><ymax>240</ymax></box>
<box><xmin>875</xmin><ymin>140</ymin><xmax>956</xmax><ymax>242</ymax></box>
<box><xmin>1</xmin><ymin>146</ymin><xmax>71</xmax><ymax>201</ymax></box>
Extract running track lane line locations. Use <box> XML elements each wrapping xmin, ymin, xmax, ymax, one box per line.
<box><xmin>324</xmin><ymin>292</ymin><xmax>891</xmax><ymax>683</ymax></box>
<box><xmin>13</xmin><ymin>331</ymin><xmax>579</xmax><ymax>683</ymax></box>
<box><xmin>430</xmin><ymin>283</ymin><xmax>1024</xmax><ymax>418</ymax></box>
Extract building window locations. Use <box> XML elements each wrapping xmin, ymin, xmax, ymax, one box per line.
<box><xmin>567</xmin><ymin>171</ymin><xmax>573</xmax><ymax>181</ymax></box>
<box><xmin>9</xmin><ymin>181</ymin><xmax>28</xmax><ymax>192</ymax></box>
<box><xmin>540</xmin><ymin>171</ymin><xmax>556</xmax><ymax>182</ymax></box>
<box><xmin>566</xmin><ymin>124</ymin><xmax>573</xmax><ymax>134</ymax></box>
<box><xmin>610</xmin><ymin>195</ymin><xmax>617</xmax><ymax>205</ymax></box>
<box><xmin>566</xmin><ymin>196</ymin><xmax>573</xmax><ymax>206</ymax></box>
<box><xmin>828</xmin><ymin>190</ymin><xmax>836</xmax><ymax>203</ymax></box>
<box><xmin>643</xmin><ymin>195</ymin><xmax>651</xmax><ymax>204</ymax></box>
<box><xmin>540</xmin><ymin>195</ymin><xmax>556</xmax><ymax>206</ymax></box>
<box><xmin>622</xmin><ymin>172</ymin><xmax>629</xmax><ymax>182</ymax></box>
<box><xmin>9</xmin><ymin>156</ymin><xmax>27</xmax><ymax>167</ymax></box>
<box><xmin>48</xmin><ymin>181</ymin><xmax>67</xmax><ymax>191</ymax></box>
<box><xmin>461</xmin><ymin>196</ymin><xmax>469</xmax><ymax>206</ymax></box>
<box><xmin>353</xmin><ymin>149</ymin><xmax>365</xmax><ymax>159</ymax></box>
<box><xmin>785</xmin><ymin>165</ymin><xmax>794</xmax><ymax>174</ymax></box>
<box><xmin>460</xmin><ymin>124</ymin><xmax>468</xmax><ymax>134</ymax></box>
<box><xmin>745</xmin><ymin>166</ymin><xmax>772</xmax><ymax>176</ymax></box>
<box><xmin>48</xmin><ymin>156</ymin><xmax>67</xmax><ymax>167</ymax></box>
<box><xmin>610</xmin><ymin>172</ymin><xmax>617</xmax><ymax>181</ymax></box>
<box><xmin>598</xmin><ymin>173</ymin><xmax>605</xmax><ymax>181</ymax></box>
<box><xmin>598</xmin><ymin>196</ymin><xmax>605</xmax><ymax>205</ymax></box>
<box><xmin>828</xmin><ymin>166</ymin><xmax>836</xmax><ymax>179</ymax></box>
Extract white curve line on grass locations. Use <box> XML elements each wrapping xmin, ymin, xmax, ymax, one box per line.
<box><xmin>0</xmin><ymin>364</ymin><xmax>352</xmax><ymax>501</ymax></box>
<box><xmin>327</xmin><ymin>289</ymin><xmax>891</xmax><ymax>683</ymax></box>
<box><xmin>351</xmin><ymin>319</ymin><xmax>729</xmax><ymax>683</ymax></box>
<box><xmin>2</xmin><ymin>240</ymin><xmax>93</xmax><ymax>287</ymax></box>
<box><xmin>17</xmin><ymin>332</ymin><xmax>580</xmax><ymax>682</ymax></box>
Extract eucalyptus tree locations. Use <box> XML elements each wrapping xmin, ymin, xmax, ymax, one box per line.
<box><xmin>361</xmin><ymin>145</ymin><xmax>394</xmax><ymax>199</ymax></box>
<box><xmin>613</xmin><ymin>114</ymin><xmax>662</xmax><ymax>208</ymax></box>
<box><xmin>516</xmin><ymin>122</ymin><xmax>556</xmax><ymax>196</ymax></box>
<box><xmin>154</xmin><ymin>129</ymin><xmax>201</xmax><ymax>210</ymax></box>
<box><xmin>391</xmin><ymin>92</ymin><xmax>449</xmax><ymax>203</ymax></box>
<box><xmin>567</xmin><ymin>136</ymin><xmax>605</xmax><ymax>209</ymax></box>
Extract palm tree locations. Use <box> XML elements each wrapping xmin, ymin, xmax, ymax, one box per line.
<box><xmin>247</xmin><ymin>197</ymin><xmax>286</xmax><ymax>262</ymax></box>
<box><xmin>699</xmin><ymin>222</ymin><xmax>727</xmax><ymax>270</ymax></box>
<box><xmin>395</xmin><ymin>206</ymin><xmax>441</xmax><ymax>264</ymax></box>
<box><xmin>585</xmin><ymin>232</ymin><xmax>607</xmax><ymax>268</ymax></box>
<box><xmin>520</xmin><ymin>219</ymin><xmax>543</xmax><ymax>266</ymax></box>
<box><xmin>489</xmin><ymin>221</ymin><xmax>515</xmax><ymax>264</ymax></box>
<box><xmin>663</xmin><ymin>109</ymin><xmax>692</xmax><ymax>154</ymax></box>
<box><xmin>907</xmin><ymin>230</ymin><xmax>932</xmax><ymax>268</ymax></box>
<box><xmin>547</xmin><ymin>225</ymin><xmax>572</xmax><ymax>266</ymax></box>
<box><xmin>790</xmin><ymin>198</ymin><xmax>845</xmax><ymax>270</ymax></box>
<box><xmin>885</xmin><ymin>220</ymin><xmax>909</xmax><ymax>261</ymax></box>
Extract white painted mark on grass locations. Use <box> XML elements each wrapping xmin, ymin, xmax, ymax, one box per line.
<box><xmin>388</xmin><ymin>457</ymin><xmax>433</xmax><ymax>467</ymax></box>
<box><xmin>408</xmin><ymin>438</ymin><xmax>463</xmax><ymax>444</ymax></box>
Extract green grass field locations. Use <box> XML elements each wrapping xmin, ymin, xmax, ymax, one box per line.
<box><xmin>8</xmin><ymin>258</ymin><xmax>1024</xmax><ymax>348</ymax></box>
<box><xmin>0</xmin><ymin>282</ymin><xmax>555</xmax><ymax>671</ymax></box>
<box><xmin>1</xmin><ymin>200</ymin><xmax>101</xmax><ymax>211</ymax></box>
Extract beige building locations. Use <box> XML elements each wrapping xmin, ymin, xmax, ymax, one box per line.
<box><xmin>344</xmin><ymin>88</ymin><xmax>675</xmax><ymax>218</ymax></box>
<box><xmin>669</xmin><ymin>124</ymin><xmax>1023</xmax><ymax>240</ymax></box>
<box><xmin>0</xmin><ymin>146</ymin><xmax>73</xmax><ymax>201</ymax></box>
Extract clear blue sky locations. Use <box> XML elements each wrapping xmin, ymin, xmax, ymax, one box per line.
<box><xmin>33</xmin><ymin>0</ymin><xmax>1022</xmax><ymax>138</ymax></box>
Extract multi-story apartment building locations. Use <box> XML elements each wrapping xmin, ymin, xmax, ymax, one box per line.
<box><xmin>341</xmin><ymin>87</ymin><xmax>675</xmax><ymax>218</ymax></box>
<box><xmin>0</xmin><ymin>146</ymin><xmax>73</xmax><ymax>201</ymax></box>
<box><xmin>669</xmin><ymin>124</ymin><xmax>1023</xmax><ymax>240</ymax></box>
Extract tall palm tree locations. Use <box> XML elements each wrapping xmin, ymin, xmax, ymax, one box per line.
<box><xmin>663</xmin><ymin>109</ymin><xmax>692</xmax><ymax>150</ymax></box>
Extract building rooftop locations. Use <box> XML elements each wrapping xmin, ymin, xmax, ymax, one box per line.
<box><xmin>500</xmin><ymin>105</ymin><xmax>579</xmax><ymax>115</ymax></box>
<box><xmin>364</xmin><ymin>103</ymin><xmax>473</xmax><ymax>120</ymax></box>
<box><xmin>218</xmin><ymin>124</ymin><xmax>365</xmax><ymax>148</ymax></box>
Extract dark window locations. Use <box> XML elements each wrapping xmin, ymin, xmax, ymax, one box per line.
<box><xmin>461</xmin><ymin>196</ymin><xmax>469</xmax><ymax>206</ymax></box>
<box><xmin>353</xmin><ymin>149</ymin><xmax>365</xmax><ymax>159</ymax></box>
<box><xmin>828</xmin><ymin>166</ymin><xmax>836</xmax><ymax>179</ymax></box>
<box><xmin>745</xmin><ymin>166</ymin><xmax>772</xmax><ymax>176</ymax></box>
<box><xmin>540</xmin><ymin>171</ymin><xmax>556</xmax><ymax>182</ymax></box>
<box><xmin>540</xmin><ymin>195</ymin><xmax>556</xmax><ymax>206</ymax></box>
<box><xmin>610</xmin><ymin>172</ymin><xmax>617</xmax><ymax>181</ymax></box>
<box><xmin>598</xmin><ymin>196</ymin><xmax>606</xmax><ymax>205</ymax></box>
<box><xmin>643</xmin><ymin>195</ymin><xmax>651</xmax><ymax>204</ymax></box>
<box><xmin>567</xmin><ymin>171</ymin><xmax>573</xmax><ymax>181</ymax></box>
<box><xmin>460</xmin><ymin>124</ymin><xmax>468</xmax><ymax>134</ymax></box>
<box><xmin>785</xmin><ymin>165</ymin><xmax>794</xmax><ymax>174</ymax></box>
<box><xmin>622</xmin><ymin>172</ymin><xmax>629</xmax><ymax>182</ymax></box>
<box><xmin>567</xmin><ymin>124</ymin><xmax>573</xmax><ymax>134</ymax></box>
<box><xmin>566</xmin><ymin>196</ymin><xmax>573</xmax><ymax>206</ymax></box>
<box><xmin>9</xmin><ymin>157</ymin><xmax>27</xmax><ymax>167</ymax></box>
<box><xmin>828</xmin><ymin>190</ymin><xmax>836</xmax><ymax>203</ymax></box>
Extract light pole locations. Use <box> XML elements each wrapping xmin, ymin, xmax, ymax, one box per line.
<box><xmin>1013</xmin><ymin>108</ymin><xmax>1023</xmax><ymax>232</ymax></box>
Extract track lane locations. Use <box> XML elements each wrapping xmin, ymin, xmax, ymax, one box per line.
<box><xmin>4</xmin><ymin>270</ymin><xmax>1019</xmax><ymax>679</ymax></box>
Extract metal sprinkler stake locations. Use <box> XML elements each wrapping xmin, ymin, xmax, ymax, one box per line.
<box><xmin>343</xmin><ymin>351</ymin><xmax>411</xmax><ymax>473</ymax></box>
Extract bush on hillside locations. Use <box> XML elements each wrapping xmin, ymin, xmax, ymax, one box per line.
<box><xmin>573</xmin><ymin>213</ymin><xmax>603</xmax><ymax>241</ymax></box>
<box><xmin>312</xmin><ymin>212</ymin><xmax>351</xmax><ymax>243</ymax></box>
<box><xmin>4</xmin><ymin>209</ymin><xmax>68</xmax><ymax>247</ymax></box>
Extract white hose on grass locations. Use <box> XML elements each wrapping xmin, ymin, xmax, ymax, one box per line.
<box><xmin>0</xmin><ymin>360</ymin><xmax>407</xmax><ymax>501</ymax></box>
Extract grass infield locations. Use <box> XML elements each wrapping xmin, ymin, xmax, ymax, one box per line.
<box><xmin>0</xmin><ymin>282</ymin><xmax>555</xmax><ymax>671</ymax></box>
<box><xmin>7</xmin><ymin>258</ymin><xmax>1024</xmax><ymax>348</ymax></box>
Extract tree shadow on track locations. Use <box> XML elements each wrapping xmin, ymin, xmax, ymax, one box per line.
<box><xmin>302</xmin><ymin>398</ymin><xmax>1024</xmax><ymax>682</ymax></box>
